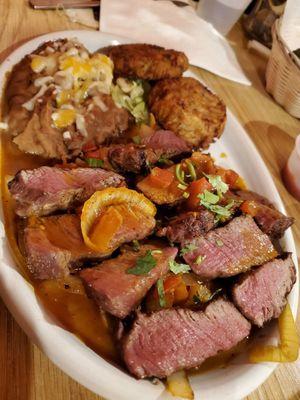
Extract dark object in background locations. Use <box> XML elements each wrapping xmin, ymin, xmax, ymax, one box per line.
<box><xmin>243</xmin><ymin>0</ymin><xmax>286</xmax><ymax>48</ymax></box>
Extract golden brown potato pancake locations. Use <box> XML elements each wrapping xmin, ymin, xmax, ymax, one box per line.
<box><xmin>148</xmin><ymin>77</ymin><xmax>226</xmax><ymax>149</ymax></box>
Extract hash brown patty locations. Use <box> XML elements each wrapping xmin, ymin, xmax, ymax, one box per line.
<box><xmin>102</xmin><ymin>43</ymin><xmax>189</xmax><ymax>80</ymax></box>
<box><xmin>148</xmin><ymin>77</ymin><xmax>226</xmax><ymax>149</ymax></box>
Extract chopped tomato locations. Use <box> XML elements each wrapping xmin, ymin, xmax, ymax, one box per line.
<box><xmin>85</xmin><ymin>149</ymin><xmax>102</xmax><ymax>159</ymax></box>
<box><xmin>149</xmin><ymin>167</ymin><xmax>174</xmax><ymax>189</ymax></box>
<box><xmin>174</xmin><ymin>281</ymin><xmax>189</xmax><ymax>303</ymax></box>
<box><xmin>240</xmin><ymin>200</ymin><xmax>259</xmax><ymax>217</ymax></box>
<box><xmin>186</xmin><ymin>177</ymin><xmax>212</xmax><ymax>210</ymax></box>
<box><xmin>82</xmin><ymin>140</ymin><xmax>97</xmax><ymax>153</ymax></box>
<box><xmin>164</xmin><ymin>275</ymin><xmax>183</xmax><ymax>292</ymax></box>
<box><xmin>216</xmin><ymin>167</ymin><xmax>239</xmax><ymax>188</ymax></box>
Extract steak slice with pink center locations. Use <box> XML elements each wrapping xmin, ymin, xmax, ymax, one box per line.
<box><xmin>9</xmin><ymin>166</ymin><xmax>125</xmax><ymax>217</ymax></box>
<box><xmin>123</xmin><ymin>298</ymin><xmax>251</xmax><ymax>378</ymax></box>
<box><xmin>19</xmin><ymin>214</ymin><xmax>103</xmax><ymax>280</ymax></box>
<box><xmin>232</xmin><ymin>254</ymin><xmax>296</xmax><ymax>327</ymax></box>
<box><xmin>80</xmin><ymin>245</ymin><xmax>177</xmax><ymax>319</ymax></box>
<box><xmin>183</xmin><ymin>216</ymin><xmax>277</xmax><ymax>279</ymax></box>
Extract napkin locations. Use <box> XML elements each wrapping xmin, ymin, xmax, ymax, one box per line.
<box><xmin>100</xmin><ymin>0</ymin><xmax>251</xmax><ymax>85</ymax></box>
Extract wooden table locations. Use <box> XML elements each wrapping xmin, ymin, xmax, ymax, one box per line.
<box><xmin>0</xmin><ymin>1</ymin><xmax>299</xmax><ymax>399</ymax></box>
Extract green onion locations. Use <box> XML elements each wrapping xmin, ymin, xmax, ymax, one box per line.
<box><xmin>216</xmin><ymin>239</ymin><xmax>223</xmax><ymax>247</ymax></box>
<box><xmin>175</xmin><ymin>164</ymin><xmax>186</xmax><ymax>185</ymax></box>
<box><xmin>86</xmin><ymin>158</ymin><xmax>104</xmax><ymax>168</ymax></box>
<box><xmin>183</xmin><ymin>191</ymin><xmax>190</xmax><ymax>199</ymax></box>
<box><xmin>177</xmin><ymin>183</ymin><xmax>188</xmax><ymax>190</ymax></box>
<box><xmin>151</xmin><ymin>249</ymin><xmax>163</xmax><ymax>255</ymax></box>
<box><xmin>156</xmin><ymin>278</ymin><xmax>166</xmax><ymax>308</ymax></box>
<box><xmin>186</xmin><ymin>160</ymin><xmax>197</xmax><ymax>181</ymax></box>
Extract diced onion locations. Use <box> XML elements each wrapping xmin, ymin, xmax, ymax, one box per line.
<box><xmin>249</xmin><ymin>303</ymin><xmax>299</xmax><ymax>363</ymax></box>
<box><xmin>167</xmin><ymin>371</ymin><xmax>194</xmax><ymax>400</ymax></box>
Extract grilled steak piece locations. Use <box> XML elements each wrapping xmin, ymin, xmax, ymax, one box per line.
<box><xmin>108</xmin><ymin>144</ymin><xmax>157</xmax><ymax>174</ymax></box>
<box><xmin>241</xmin><ymin>200</ymin><xmax>294</xmax><ymax>239</ymax></box>
<box><xmin>183</xmin><ymin>216</ymin><xmax>277</xmax><ymax>279</ymax></box>
<box><xmin>235</xmin><ymin>190</ymin><xmax>275</xmax><ymax>208</ymax></box>
<box><xmin>230</xmin><ymin>189</ymin><xmax>294</xmax><ymax>239</ymax></box>
<box><xmin>123</xmin><ymin>298</ymin><xmax>251</xmax><ymax>378</ymax></box>
<box><xmin>19</xmin><ymin>215</ymin><xmax>103</xmax><ymax>280</ymax></box>
<box><xmin>142</xmin><ymin>130</ymin><xmax>191</xmax><ymax>156</ymax></box>
<box><xmin>232</xmin><ymin>254</ymin><xmax>296</xmax><ymax>327</ymax></box>
<box><xmin>80</xmin><ymin>245</ymin><xmax>177</xmax><ymax>318</ymax></box>
<box><xmin>9</xmin><ymin>166</ymin><xmax>125</xmax><ymax>217</ymax></box>
<box><xmin>108</xmin><ymin>130</ymin><xmax>190</xmax><ymax>174</ymax></box>
<box><xmin>157</xmin><ymin>211</ymin><xmax>215</xmax><ymax>245</ymax></box>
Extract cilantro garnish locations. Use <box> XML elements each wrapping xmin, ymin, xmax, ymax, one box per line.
<box><xmin>126</xmin><ymin>250</ymin><xmax>157</xmax><ymax>275</ymax></box>
<box><xmin>169</xmin><ymin>259</ymin><xmax>191</xmax><ymax>274</ymax></box>
<box><xmin>198</xmin><ymin>190</ymin><xmax>219</xmax><ymax>205</ymax></box>
<box><xmin>180</xmin><ymin>243</ymin><xmax>198</xmax><ymax>256</ymax></box>
<box><xmin>203</xmin><ymin>173</ymin><xmax>229</xmax><ymax>198</ymax></box>
<box><xmin>156</xmin><ymin>278</ymin><xmax>166</xmax><ymax>307</ymax></box>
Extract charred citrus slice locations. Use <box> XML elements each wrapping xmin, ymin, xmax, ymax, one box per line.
<box><xmin>81</xmin><ymin>188</ymin><xmax>156</xmax><ymax>254</ymax></box>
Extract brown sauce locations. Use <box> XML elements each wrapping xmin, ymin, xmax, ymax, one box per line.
<box><xmin>0</xmin><ymin>133</ymin><xmax>121</xmax><ymax>366</ymax></box>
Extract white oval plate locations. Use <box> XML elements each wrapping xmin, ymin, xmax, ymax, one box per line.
<box><xmin>0</xmin><ymin>31</ymin><xmax>298</xmax><ymax>400</ymax></box>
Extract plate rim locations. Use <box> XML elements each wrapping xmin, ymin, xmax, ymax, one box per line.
<box><xmin>0</xmin><ymin>30</ymin><xmax>298</xmax><ymax>400</ymax></box>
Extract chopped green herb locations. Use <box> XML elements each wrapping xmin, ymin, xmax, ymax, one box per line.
<box><xmin>183</xmin><ymin>191</ymin><xmax>190</xmax><ymax>199</ymax></box>
<box><xmin>180</xmin><ymin>243</ymin><xmax>198</xmax><ymax>256</ymax></box>
<box><xmin>195</xmin><ymin>255</ymin><xmax>206</xmax><ymax>265</ymax></box>
<box><xmin>132</xmin><ymin>135</ymin><xmax>141</xmax><ymax>144</ymax></box>
<box><xmin>177</xmin><ymin>183</ymin><xmax>188</xmax><ymax>190</ymax></box>
<box><xmin>203</xmin><ymin>173</ymin><xmax>228</xmax><ymax>198</ymax></box>
<box><xmin>169</xmin><ymin>259</ymin><xmax>191</xmax><ymax>274</ymax></box>
<box><xmin>156</xmin><ymin>278</ymin><xmax>166</xmax><ymax>308</ymax></box>
<box><xmin>132</xmin><ymin>240</ymin><xmax>140</xmax><ymax>252</ymax></box>
<box><xmin>86</xmin><ymin>158</ymin><xmax>104</xmax><ymax>168</ymax></box>
<box><xmin>126</xmin><ymin>250</ymin><xmax>157</xmax><ymax>275</ymax></box>
<box><xmin>216</xmin><ymin>239</ymin><xmax>223</xmax><ymax>247</ymax></box>
<box><xmin>198</xmin><ymin>190</ymin><xmax>219</xmax><ymax>204</ymax></box>
<box><xmin>175</xmin><ymin>164</ymin><xmax>186</xmax><ymax>185</ymax></box>
<box><xmin>186</xmin><ymin>160</ymin><xmax>197</xmax><ymax>181</ymax></box>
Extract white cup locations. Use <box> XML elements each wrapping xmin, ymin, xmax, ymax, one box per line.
<box><xmin>196</xmin><ymin>0</ymin><xmax>252</xmax><ymax>36</ymax></box>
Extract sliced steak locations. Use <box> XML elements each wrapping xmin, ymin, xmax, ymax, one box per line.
<box><xmin>142</xmin><ymin>130</ymin><xmax>191</xmax><ymax>157</ymax></box>
<box><xmin>232</xmin><ymin>254</ymin><xmax>296</xmax><ymax>327</ymax></box>
<box><xmin>123</xmin><ymin>298</ymin><xmax>251</xmax><ymax>378</ymax></box>
<box><xmin>240</xmin><ymin>200</ymin><xmax>294</xmax><ymax>239</ymax></box>
<box><xmin>19</xmin><ymin>214</ymin><xmax>103</xmax><ymax>280</ymax></box>
<box><xmin>235</xmin><ymin>190</ymin><xmax>275</xmax><ymax>208</ymax></box>
<box><xmin>108</xmin><ymin>130</ymin><xmax>190</xmax><ymax>174</ymax></box>
<box><xmin>183</xmin><ymin>216</ymin><xmax>277</xmax><ymax>279</ymax></box>
<box><xmin>80</xmin><ymin>245</ymin><xmax>177</xmax><ymax>318</ymax></box>
<box><xmin>157</xmin><ymin>210</ymin><xmax>215</xmax><ymax>245</ymax></box>
<box><xmin>9</xmin><ymin>166</ymin><xmax>125</xmax><ymax>217</ymax></box>
<box><xmin>108</xmin><ymin>144</ymin><xmax>157</xmax><ymax>174</ymax></box>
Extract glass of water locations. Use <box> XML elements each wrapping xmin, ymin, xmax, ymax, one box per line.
<box><xmin>196</xmin><ymin>0</ymin><xmax>252</xmax><ymax>36</ymax></box>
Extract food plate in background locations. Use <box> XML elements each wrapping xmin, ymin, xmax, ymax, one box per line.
<box><xmin>0</xmin><ymin>30</ymin><xmax>298</xmax><ymax>400</ymax></box>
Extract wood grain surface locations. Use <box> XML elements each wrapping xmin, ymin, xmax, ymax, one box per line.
<box><xmin>0</xmin><ymin>1</ymin><xmax>299</xmax><ymax>399</ymax></box>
